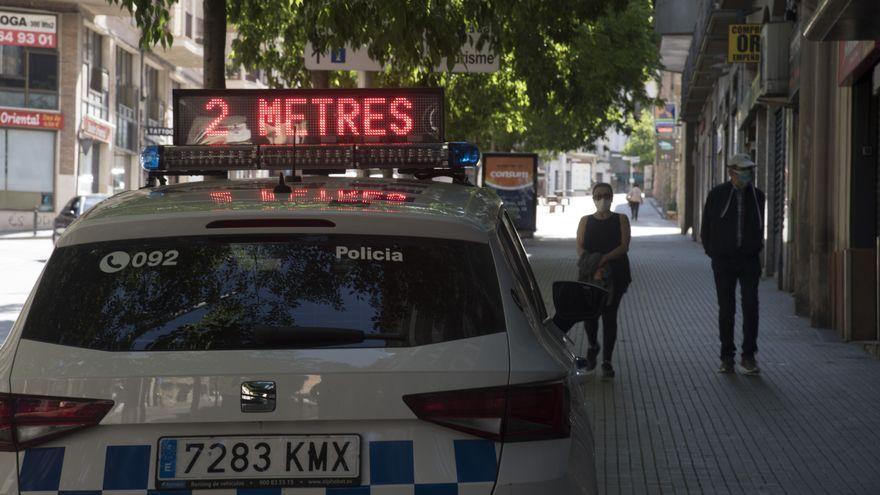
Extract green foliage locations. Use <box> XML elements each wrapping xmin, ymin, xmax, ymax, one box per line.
<box><xmin>109</xmin><ymin>0</ymin><xmax>660</xmax><ymax>152</ymax></box>
<box><xmin>622</xmin><ymin>111</ymin><xmax>656</xmax><ymax>167</ymax></box>
<box><xmin>105</xmin><ymin>0</ymin><xmax>177</xmax><ymax>48</ymax></box>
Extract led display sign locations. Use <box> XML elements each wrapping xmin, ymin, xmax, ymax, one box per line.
<box><xmin>173</xmin><ymin>89</ymin><xmax>444</xmax><ymax>146</ymax></box>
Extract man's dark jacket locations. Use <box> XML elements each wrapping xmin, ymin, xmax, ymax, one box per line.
<box><xmin>700</xmin><ymin>182</ymin><xmax>766</xmax><ymax>258</ymax></box>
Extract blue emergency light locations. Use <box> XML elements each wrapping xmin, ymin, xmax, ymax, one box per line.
<box><xmin>139</xmin><ymin>142</ymin><xmax>480</xmax><ymax>174</ymax></box>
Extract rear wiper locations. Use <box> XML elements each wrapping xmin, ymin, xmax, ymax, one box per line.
<box><xmin>253</xmin><ymin>325</ymin><xmax>406</xmax><ymax>347</ymax></box>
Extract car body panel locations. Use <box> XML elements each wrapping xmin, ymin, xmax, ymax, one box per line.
<box><xmin>7</xmin><ymin>176</ymin><xmax>597</xmax><ymax>495</ymax></box>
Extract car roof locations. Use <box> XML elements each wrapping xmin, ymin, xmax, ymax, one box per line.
<box><xmin>59</xmin><ymin>176</ymin><xmax>503</xmax><ymax>246</ymax></box>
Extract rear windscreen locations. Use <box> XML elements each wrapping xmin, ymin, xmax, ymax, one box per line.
<box><xmin>22</xmin><ymin>235</ymin><xmax>504</xmax><ymax>351</ymax></box>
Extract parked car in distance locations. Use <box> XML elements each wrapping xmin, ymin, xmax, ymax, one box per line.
<box><xmin>52</xmin><ymin>194</ymin><xmax>109</xmax><ymax>243</ymax></box>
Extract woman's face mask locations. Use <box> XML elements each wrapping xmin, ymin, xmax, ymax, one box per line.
<box><xmin>593</xmin><ymin>193</ymin><xmax>612</xmax><ymax>213</ymax></box>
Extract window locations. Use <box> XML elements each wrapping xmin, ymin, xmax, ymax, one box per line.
<box><xmin>23</xmin><ymin>235</ymin><xmax>506</xmax><ymax>352</ymax></box>
<box><xmin>115</xmin><ymin>48</ymin><xmax>136</xmax><ymax>151</ymax></box>
<box><xmin>185</xmin><ymin>12</ymin><xmax>193</xmax><ymax>38</ymax></box>
<box><xmin>82</xmin><ymin>29</ymin><xmax>108</xmax><ymax>119</ymax></box>
<box><xmin>144</xmin><ymin>65</ymin><xmax>163</xmax><ymax>122</ymax></box>
<box><xmin>497</xmin><ymin>210</ymin><xmax>548</xmax><ymax>320</ymax></box>
<box><xmin>0</xmin><ymin>129</ymin><xmax>55</xmax><ymax>206</ymax></box>
<box><xmin>0</xmin><ymin>45</ymin><xmax>58</xmax><ymax>109</ymax></box>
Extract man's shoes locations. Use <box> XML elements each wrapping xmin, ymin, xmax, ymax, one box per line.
<box><xmin>740</xmin><ymin>356</ymin><xmax>760</xmax><ymax>375</ymax></box>
<box><xmin>718</xmin><ymin>359</ymin><xmax>735</xmax><ymax>374</ymax></box>
<box><xmin>601</xmin><ymin>361</ymin><xmax>615</xmax><ymax>379</ymax></box>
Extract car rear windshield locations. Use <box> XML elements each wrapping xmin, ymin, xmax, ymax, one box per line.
<box><xmin>22</xmin><ymin>235</ymin><xmax>505</xmax><ymax>351</ymax></box>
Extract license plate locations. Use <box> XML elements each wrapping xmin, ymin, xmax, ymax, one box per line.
<box><xmin>156</xmin><ymin>435</ymin><xmax>360</xmax><ymax>489</ymax></box>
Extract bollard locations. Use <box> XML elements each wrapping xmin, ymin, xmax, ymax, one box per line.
<box><xmin>33</xmin><ymin>208</ymin><xmax>38</xmax><ymax>237</ymax></box>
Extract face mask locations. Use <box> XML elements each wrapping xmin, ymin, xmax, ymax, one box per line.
<box><xmin>734</xmin><ymin>169</ymin><xmax>753</xmax><ymax>185</ymax></box>
<box><xmin>594</xmin><ymin>198</ymin><xmax>612</xmax><ymax>213</ymax></box>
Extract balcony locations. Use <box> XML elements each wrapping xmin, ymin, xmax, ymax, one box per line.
<box><xmin>680</xmin><ymin>0</ymin><xmax>751</xmax><ymax>121</ymax></box>
<box><xmin>654</xmin><ymin>0</ymin><xmax>697</xmax><ymax>72</ymax></box>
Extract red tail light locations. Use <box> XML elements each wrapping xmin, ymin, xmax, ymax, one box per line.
<box><xmin>0</xmin><ymin>393</ymin><xmax>114</xmax><ymax>452</ymax></box>
<box><xmin>402</xmin><ymin>381</ymin><xmax>570</xmax><ymax>442</ymax></box>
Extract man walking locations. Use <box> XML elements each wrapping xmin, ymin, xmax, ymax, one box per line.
<box><xmin>627</xmin><ymin>184</ymin><xmax>643</xmax><ymax>221</ymax></box>
<box><xmin>700</xmin><ymin>153</ymin><xmax>765</xmax><ymax>375</ymax></box>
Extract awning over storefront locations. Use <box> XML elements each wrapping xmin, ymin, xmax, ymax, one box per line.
<box><xmin>804</xmin><ymin>0</ymin><xmax>880</xmax><ymax>41</ymax></box>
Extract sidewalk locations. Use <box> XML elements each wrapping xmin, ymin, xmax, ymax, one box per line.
<box><xmin>526</xmin><ymin>195</ymin><xmax>880</xmax><ymax>494</ymax></box>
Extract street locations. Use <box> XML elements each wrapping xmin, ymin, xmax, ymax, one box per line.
<box><xmin>3</xmin><ymin>198</ymin><xmax>880</xmax><ymax>494</ymax></box>
<box><xmin>0</xmin><ymin>231</ymin><xmax>52</xmax><ymax>344</ymax></box>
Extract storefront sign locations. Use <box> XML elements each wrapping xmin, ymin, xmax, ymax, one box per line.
<box><xmin>0</xmin><ymin>10</ymin><xmax>57</xmax><ymax>48</ymax></box>
<box><xmin>482</xmin><ymin>153</ymin><xmax>538</xmax><ymax>235</ymax></box>
<box><xmin>837</xmin><ymin>41</ymin><xmax>880</xmax><ymax>86</ymax></box>
<box><xmin>80</xmin><ymin>115</ymin><xmax>113</xmax><ymax>144</ymax></box>
<box><xmin>0</xmin><ymin>107</ymin><xmax>62</xmax><ymax>130</ymax></box>
<box><xmin>728</xmin><ymin>24</ymin><xmax>761</xmax><ymax>63</ymax></box>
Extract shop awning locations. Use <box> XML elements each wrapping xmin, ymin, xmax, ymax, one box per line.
<box><xmin>804</xmin><ymin>0</ymin><xmax>880</xmax><ymax>41</ymax></box>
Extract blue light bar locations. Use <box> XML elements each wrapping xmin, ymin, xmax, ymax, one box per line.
<box><xmin>140</xmin><ymin>145</ymin><xmax>160</xmax><ymax>171</ymax></box>
<box><xmin>448</xmin><ymin>142</ymin><xmax>480</xmax><ymax>167</ymax></box>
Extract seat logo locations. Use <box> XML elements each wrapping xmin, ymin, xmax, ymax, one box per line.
<box><xmin>241</xmin><ymin>381</ymin><xmax>276</xmax><ymax>413</ymax></box>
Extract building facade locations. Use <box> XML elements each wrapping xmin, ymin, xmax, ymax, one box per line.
<box><xmin>658</xmin><ymin>0</ymin><xmax>880</xmax><ymax>349</ymax></box>
<box><xmin>0</xmin><ymin>0</ymin><xmax>266</xmax><ymax>231</ymax></box>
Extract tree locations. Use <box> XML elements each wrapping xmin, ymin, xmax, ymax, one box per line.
<box><xmin>622</xmin><ymin>110</ymin><xmax>656</xmax><ymax>167</ymax></box>
<box><xmin>108</xmin><ymin>0</ymin><xmax>660</xmax><ymax>151</ymax></box>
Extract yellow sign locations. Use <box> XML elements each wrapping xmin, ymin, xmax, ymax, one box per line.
<box><xmin>728</xmin><ymin>24</ymin><xmax>761</xmax><ymax>63</ymax></box>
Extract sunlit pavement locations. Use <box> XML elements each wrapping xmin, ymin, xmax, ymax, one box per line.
<box><xmin>0</xmin><ymin>231</ymin><xmax>52</xmax><ymax>344</ymax></box>
<box><xmin>528</xmin><ymin>195</ymin><xmax>880</xmax><ymax>494</ymax></box>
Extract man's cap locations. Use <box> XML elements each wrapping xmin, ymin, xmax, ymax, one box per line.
<box><xmin>727</xmin><ymin>153</ymin><xmax>756</xmax><ymax>169</ymax></box>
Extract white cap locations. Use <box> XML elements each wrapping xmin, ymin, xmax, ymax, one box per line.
<box><xmin>728</xmin><ymin>153</ymin><xmax>756</xmax><ymax>169</ymax></box>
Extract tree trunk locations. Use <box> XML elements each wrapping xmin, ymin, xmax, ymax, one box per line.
<box><xmin>203</xmin><ymin>0</ymin><xmax>226</xmax><ymax>89</ymax></box>
<box><xmin>310</xmin><ymin>70</ymin><xmax>329</xmax><ymax>89</ymax></box>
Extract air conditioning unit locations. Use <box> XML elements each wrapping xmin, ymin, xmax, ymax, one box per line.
<box><xmin>759</xmin><ymin>22</ymin><xmax>793</xmax><ymax>98</ymax></box>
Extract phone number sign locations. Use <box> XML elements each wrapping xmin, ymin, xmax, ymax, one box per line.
<box><xmin>0</xmin><ymin>11</ymin><xmax>57</xmax><ymax>49</ymax></box>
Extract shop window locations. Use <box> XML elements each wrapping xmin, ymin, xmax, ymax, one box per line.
<box><xmin>0</xmin><ymin>46</ymin><xmax>58</xmax><ymax>110</ymax></box>
<box><xmin>0</xmin><ymin>129</ymin><xmax>55</xmax><ymax>209</ymax></box>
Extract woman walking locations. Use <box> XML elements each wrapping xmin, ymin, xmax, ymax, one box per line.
<box><xmin>576</xmin><ymin>182</ymin><xmax>632</xmax><ymax>378</ymax></box>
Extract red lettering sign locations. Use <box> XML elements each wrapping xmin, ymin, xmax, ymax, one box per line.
<box><xmin>0</xmin><ymin>107</ymin><xmax>63</xmax><ymax>130</ymax></box>
<box><xmin>174</xmin><ymin>89</ymin><xmax>443</xmax><ymax>145</ymax></box>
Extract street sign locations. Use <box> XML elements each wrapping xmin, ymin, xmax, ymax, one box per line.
<box><xmin>145</xmin><ymin>126</ymin><xmax>174</xmax><ymax>137</ymax></box>
<box><xmin>305</xmin><ymin>31</ymin><xmax>498</xmax><ymax>73</ymax></box>
<box><xmin>304</xmin><ymin>44</ymin><xmax>383</xmax><ymax>71</ymax></box>
<box><xmin>728</xmin><ymin>24</ymin><xmax>761</xmax><ymax>63</ymax></box>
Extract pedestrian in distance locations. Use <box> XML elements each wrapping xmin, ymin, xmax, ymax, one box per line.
<box><xmin>576</xmin><ymin>182</ymin><xmax>632</xmax><ymax>379</ymax></box>
<box><xmin>627</xmin><ymin>184</ymin><xmax>644</xmax><ymax>221</ymax></box>
<box><xmin>700</xmin><ymin>153</ymin><xmax>766</xmax><ymax>375</ymax></box>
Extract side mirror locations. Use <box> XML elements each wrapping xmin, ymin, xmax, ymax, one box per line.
<box><xmin>551</xmin><ymin>281</ymin><xmax>609</xmax><ymax>332</ymax></box>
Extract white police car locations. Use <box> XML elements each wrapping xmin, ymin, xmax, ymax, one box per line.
<box><xmin>0</xmin><ymin>89</ymin><xmax>600</xmax><ymax>494</ymax></box>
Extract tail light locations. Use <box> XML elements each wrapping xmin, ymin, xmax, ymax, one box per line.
<box><xmin>0</xmin><ymin>393</ymin><xmax>114</xmax><ymax>452</ymax></box>
<box><xmin>402</xmin><ymin>381</ymin><xmax>569</xmax><ymax>442</ymax></box>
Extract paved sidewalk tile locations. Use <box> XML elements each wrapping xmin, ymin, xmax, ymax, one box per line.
<box><xmin>525</xmin><ymin>197</ymin><xmax>880</xmax><ymax>494</ymax></box>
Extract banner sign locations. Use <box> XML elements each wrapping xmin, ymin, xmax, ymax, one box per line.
<box><xmin>0</xmin><ymin>107</ymin><xmax>62</xmax><ymax>130</ymax></box>
<box><xmin>305</xmin><ymin>30</ymin><xmax>498</xmax><ymax>73</ymax></box>
<box><xmin>482</xmin><ymin>153</ymin><xmax>538</xmax><ymax>235</ymax></box>
<box><xmin>80</xmin><ymin>115</ymin><xmax>113</xmax><ymax>143</ymax></box>
<box><xmin>0</xmin><ymin>10</ymin><xmax>57</xmax><ymax>48</ymax></box>
<box><xmin>173</xmin><ymin>88</ymin><xmax>444</xmax><ymax>146</ymax></box>
<box><xmin>728</xmin><ymin>24</ymin><xmax>761</xmax><ymax>63</ymax></box>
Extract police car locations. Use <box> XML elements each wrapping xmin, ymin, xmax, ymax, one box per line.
<box><xmin>0</xmin><ymin>89</ymin><xmax>600</xmax><ymax>494</ymax></box>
